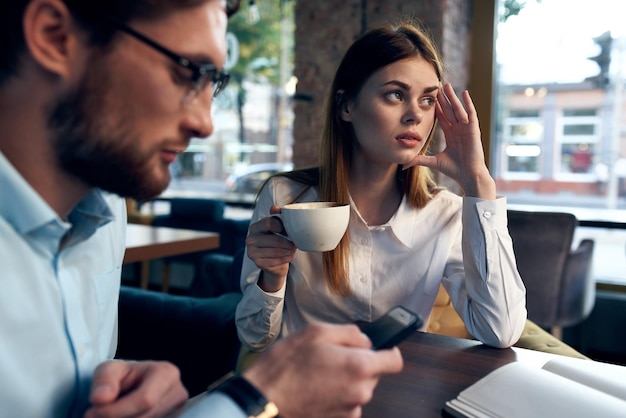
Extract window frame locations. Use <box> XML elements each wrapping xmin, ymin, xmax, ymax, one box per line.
<box><xmin>554</xmin><ymin>109</ymin><xmax>601</xmax><ymax>181</ymax></box>
<box><xmin>501</xmin><ymin>111</ymin><xmax>544</xmax><ymax>180</ymax></box>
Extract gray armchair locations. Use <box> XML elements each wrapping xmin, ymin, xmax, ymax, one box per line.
<box><xmin>507</xmin><ymin>210</ymin><xmax>596</xmax><ymax>336</ymax></box>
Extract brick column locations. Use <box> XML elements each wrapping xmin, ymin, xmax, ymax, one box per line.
<box><xmin>293</xmin><ymin>0</ymin><xmax>472</xmax><ymax>174</ymax></box>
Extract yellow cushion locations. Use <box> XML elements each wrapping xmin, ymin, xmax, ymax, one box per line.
<box><xmin>427</xmin><ymin>286</ymin><xmax>472</xmax><ymax>338</ymax></box>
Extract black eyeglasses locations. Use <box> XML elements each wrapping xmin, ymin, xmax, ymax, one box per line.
<box><xmin>104</xmin><ymin>17</ymin><xmax>230</xmax><ymax>102</ymax></box>
<box><xmin>226</xmin><ymin>0</ymin><xmax>242</xmax><ymax>17</ymax></box>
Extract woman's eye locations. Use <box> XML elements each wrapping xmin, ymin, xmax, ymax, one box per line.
<box><xmin>420</xmin><ymin>96</ymin><xmax>436</xmax><ymax>107</ymax></box>
<box><xmin>385</xmin><ymin>91</ymin><xmax>403</xmax><ymax>102</ymax></box>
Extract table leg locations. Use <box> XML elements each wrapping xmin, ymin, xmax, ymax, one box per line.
<box><xmin>139</xmin><ymin>261</ymin><xmax>150</xmax><ymax>289</ymax></box>
<box><xmin>162</xmin><ymin>262</ymin><xmax>171</xmax><ymax>293</ymax></box>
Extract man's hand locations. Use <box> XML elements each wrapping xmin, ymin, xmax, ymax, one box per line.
<box><xmin>243</xmin><ymin>323</ymin><xmax>404</xmax><ymax>418</ymax></box>
<box><xmin>84</xmin><ymin>360</ymin><xmax>188</xmax><ymax>418</ymax></box>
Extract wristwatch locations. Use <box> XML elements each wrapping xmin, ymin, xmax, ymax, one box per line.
<box><xmin>212</xmin><ymin>374</ymin><xmax>279</xmax><ymax>418</ymax></box>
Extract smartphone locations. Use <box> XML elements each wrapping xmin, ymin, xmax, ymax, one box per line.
<box><xmin>361</xmin><ymin>306</ymin><xmax>423</xmax><ymax>350</ymax></box>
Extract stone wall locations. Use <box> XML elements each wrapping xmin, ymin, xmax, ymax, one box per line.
<box><xmin>292</xmin><ymin>0</ymin><xmax>473</xmax><ymax>170</ymax></box>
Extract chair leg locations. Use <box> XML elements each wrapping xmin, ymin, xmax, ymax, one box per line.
<box><xmin>551</xmin><ymin>326</ymin><xmax>563</xmax><ymax>340</ymax></box>
<box><xmin>162</xmin><ymin>262</ymin><xmax>171</xmax><ymax>293</ymax></box>
<box><xmin>139</xmin><ymin>261</ymin><xmax>150</xmax><ymax>289</ymax></box>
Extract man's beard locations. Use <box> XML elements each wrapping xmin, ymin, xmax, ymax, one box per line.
<box><xmin>47</xmin><ymin>64</ymin><xmax>171</xmax><ymax>201</ymax></box>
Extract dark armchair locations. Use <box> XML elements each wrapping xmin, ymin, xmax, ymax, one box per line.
<box><xmin>428</xmin><ymin>209</ymin><xmax>595</xmax><ymax>358</ymax></box>
<box><xmin>116</xmin><ymin>286</ymin><xmax>242</xmax><ymax>396</ymax></box>
<box><xmin>507</xmin><ymin>210</ymin><xmax>596</xmax><ymax>336</ymax></box>
<box><xmin>150</xmin><ymin>198</ymin><xmax>250</xmax><ymax>291</ymax></box>
<box><xmin>152</xmin><ymin>198</ymin><xmax>250</xmax><ymax>257</ymax></box>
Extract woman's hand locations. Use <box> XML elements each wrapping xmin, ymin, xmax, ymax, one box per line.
<box><xmin>403</xmin><ymin>83</ymin><xmax>496</xmax><ymax>199</ymax></box>
<box><xmin>245</xmin><ymin>205</ymin><xmax>297</xmax><ymax>292</ymax></box>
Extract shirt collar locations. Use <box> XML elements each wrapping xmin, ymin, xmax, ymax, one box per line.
<box><xmin>387</xmin><ymin>194</ymin><xmax>416</xmax><ymax>248</ymax></box>
<box><xmin>349</xmin><ymin>192</ymin><xmax>416</xmax><ymax>248</ymax></box>
<box><xmin>0</xmin><ymin>151</ymin><xmax>115</xmax><ymax>240</ymax></box>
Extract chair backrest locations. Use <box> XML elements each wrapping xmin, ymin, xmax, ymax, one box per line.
<box><xmin>168</xmin><ymin>198</ymin><xmax>225</xmax><ymax>222</ymax></box>
<box><xmin>217</xmin><ymin>219</ymin><xmax>250</xmax><ymax>256</ymax></box>
<box><xmin>558</xmin><ymin>238</ymin><xmax>595</xmax><ymax>326</ymax></box>
<box><xmin>507</xmin><ymin>210</ymin><xmax>578</xmax><ymax>327</ymax></box>
<box><xmin>116</xmin><ymin>286</ymin><xmax>242</xmax><ymax>396</ymax></box>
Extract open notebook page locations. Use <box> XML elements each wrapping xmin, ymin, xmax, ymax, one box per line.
<box><xmin>541</xmin><ymin>356</ymin><xmax>626</xmax><ymax>401</ymax></box>
<box><xmin>445</xmin><ymin>361</ymin><xmax>626</xmax><ymax>418</ymax></box>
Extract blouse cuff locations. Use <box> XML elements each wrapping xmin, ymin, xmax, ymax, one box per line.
<box><xmin>252</xmin><ymin>275</ymin><xmax>287</xmax><ymax>299</ymax></box>
<box><xmin>462</xmin><ymin>196</ymin><xmax>508</xmax><ymax>231</ymax></box>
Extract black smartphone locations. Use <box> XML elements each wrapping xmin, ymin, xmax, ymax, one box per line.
<box><xmin>361</xmin><ymin>306</ymin><xmax>422</xmax><ymax>350</ymax></box>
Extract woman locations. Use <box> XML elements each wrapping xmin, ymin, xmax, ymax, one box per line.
<box><xmin>235</xmin><ymin>20</ymin><xmax>526</xmax><ymax>353</ymax></box>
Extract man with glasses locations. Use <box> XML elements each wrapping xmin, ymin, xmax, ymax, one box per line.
<box><xmin>0</xmin><ymin>0</ymin><xmax>403</xmax><ymax>417</ymax></box>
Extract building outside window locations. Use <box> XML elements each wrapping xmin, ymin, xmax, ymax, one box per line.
<box><xmin>502</xmin><ymin>109</ymin><xmax>543</xmax><ymax>178</ymax></box>
<box><xmin>495</xmin><ymin>0</ymin><xmax>626</xmax><ymax>285</ymax></box>
<box><xmin>165</xmin><ymin>0</ymin><xmax>295</xmax><ymax>196</ymax></box>
<box><xmin>556</xmin><ymin>108</ymin><xmax>601</xmax><ymax>179</ymax></box>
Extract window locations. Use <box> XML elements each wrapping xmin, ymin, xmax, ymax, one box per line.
<box><xmin>494</xmin><ymin>0</ymin><xmax>626</xmax><ymax>285</ymax></box>
<box><xmin>556</xmin><ymin>108</ymin><xmax>601</xmax><ymax>179</ymax></box>
<box><xmin>168</xmin><ymin>0</ymin><xmax>295</xmax><ymax>196</ymax></box>
<box><xmin>502</xmin><ymin>109</ymin><xmax>543</xmax><ymax>178</ymax></box>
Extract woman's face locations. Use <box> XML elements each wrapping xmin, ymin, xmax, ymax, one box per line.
<box><xmin>341</xmin><ymin>56</ymin><xmax>439</xmax><ymax>167</ymax></box>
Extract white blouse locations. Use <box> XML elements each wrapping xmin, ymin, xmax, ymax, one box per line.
<box><xmin>235</xmin><ymin>176</ymin><xmax>527</xmax><ymax>350</ymax></box>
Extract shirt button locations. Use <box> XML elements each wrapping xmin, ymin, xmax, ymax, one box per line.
<box><xmin>360</xmin><ymin>277</ymin><xmax>367</xmax><ymax>283</ymax></box>
<box><xmin>483</xmin><ymin>211</ymin><xmax>492</xmax><ymax>218</ymax></box>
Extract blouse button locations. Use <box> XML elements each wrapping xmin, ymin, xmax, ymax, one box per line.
<box><xmin>360</xmin><ymin>276</ymin><xmax>367</xmax><ymax>283</ymax></box>
<box><xmin>483</xmin><ymin>211</ymin><xmax>492</xmax><ymax>219</ymax></box>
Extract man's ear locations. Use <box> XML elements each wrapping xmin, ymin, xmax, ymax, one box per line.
<box><xmin>22</xmin><ymin>0</ymin><xmax>81</xmax><ymax>80</ymax></box>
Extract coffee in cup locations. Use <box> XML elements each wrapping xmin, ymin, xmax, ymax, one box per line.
<box><xmin>274</xmin><ymin>202</ymin><xmax>350</xmax><ymax>252</ymax></box>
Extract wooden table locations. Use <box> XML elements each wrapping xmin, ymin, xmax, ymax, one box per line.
<box><xmin>124</xmin><ymin>224</ymin><xmax>220</xmax><ymax>291</ymax></box>
<box><xmin>362</xmin><ymin>331</ymin><xmax>558</xmax><ymax>418</ymax></box>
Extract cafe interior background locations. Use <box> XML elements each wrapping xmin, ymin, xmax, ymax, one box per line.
<box><xmin>126</xmin><ymin>0</ymin><xmax>626</xmax><ymax>365</ymax></box>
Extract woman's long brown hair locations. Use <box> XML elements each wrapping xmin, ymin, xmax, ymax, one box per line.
<box><xmin>275</xmin><ymin>20</ymin><xmax>445</xmax><ymax>295</ymax></box>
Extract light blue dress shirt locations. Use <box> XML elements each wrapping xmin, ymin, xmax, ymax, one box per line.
<box><xmin>182</xmin><ymin>392</ymin><xmax>246</xmax><ymax>417</ymax></box>
<box><xmin>0</xmin><ymin>151</ymin><xmax>125</xmax><ymax>417</ymax></box>
<box><xmin>0</xmin><ymin>151</ymin><xmax>246</xmax><ymax>418</ymax></box>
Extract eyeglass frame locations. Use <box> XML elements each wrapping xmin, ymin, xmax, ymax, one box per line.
<box><xmin>225</xmin><ymin>0</ymin><xmax>242</xmax><ymax>17</ymax></box>
<box><xmin>103</xmin><ymin>16</ymin><xmax>231</xmax><ymax>102</ymax></box>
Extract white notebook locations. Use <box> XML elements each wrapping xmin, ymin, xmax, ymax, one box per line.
<box><xmin>444</xmin><ymin>356</ymin><xmax>626</xmax><ymax>418</ymax></box>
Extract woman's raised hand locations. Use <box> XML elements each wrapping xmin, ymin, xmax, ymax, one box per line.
<box><xmin>403</xmin><ymin>83</ymin><xmax>496</xmax><ymax>199</ymax></box>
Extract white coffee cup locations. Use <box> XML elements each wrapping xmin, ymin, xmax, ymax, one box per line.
<box><xmin>273</xmin><ymin>202</ymin><xmax>350</xmax><ymax>252</ymax></box>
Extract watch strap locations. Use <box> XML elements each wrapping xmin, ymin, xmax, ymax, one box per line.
<box><xmin>213</xmin><ymin>374</ymin><xmax>279</xmax><ymax>418</ymax></box>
